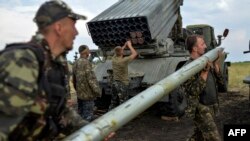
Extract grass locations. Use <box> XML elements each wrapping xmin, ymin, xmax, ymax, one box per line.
<box><xmin>228</xmin><ymin>62</ymin><xmax>250</xmax><ymax>93</ymax></box>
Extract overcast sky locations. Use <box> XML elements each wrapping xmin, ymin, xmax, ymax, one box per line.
<box><xmin>0</xmin><ymin>0</ymin><xmax>249</xmax><ymax>62</ymax></box>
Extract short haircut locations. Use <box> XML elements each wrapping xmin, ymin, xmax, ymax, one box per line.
<box><xmin>185</xmin><ymin>35</ymin><xmax>203</xmax><ymax>53</ymax></box>
<box><xmin>78</xmin><ymin>45</ymin><xmax>88</xmax><ymax>53</ymax></box>
<box><xmin>114</xmin><ymin>46</ymin><xmax>122</xmax><ymax>56</ymax></box>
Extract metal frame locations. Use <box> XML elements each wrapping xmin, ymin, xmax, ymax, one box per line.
<box><xmin>63</xmin><ymin>48</ymin><xmax>223</xmax><ymax>141</ymax></box>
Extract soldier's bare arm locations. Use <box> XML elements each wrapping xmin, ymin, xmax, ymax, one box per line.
<box><xmin>121</xmin><ymin>41</ymin><xmax>127</xmax><ymax>50</ymax></box>
<box><xmin>127</xmin><ymin>40</ymin><xmax>137</xmax><ymax>60</ymax></box>
<box><xmin>212</xmin><ymin>51</ymin><xmax>225</xmax><ymax>88</ymax></box>
<box><xmin>200</xmin><ymin>62</ymin><xmax>211</xmax><ymax>81</ymax></box>
<box><xmin>213</xmin><ymin>50</ymin><xmax>224</xmax><ymax>74</ymax></box>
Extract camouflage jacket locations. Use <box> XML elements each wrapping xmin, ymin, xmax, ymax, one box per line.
<box><xmin>73</xmin><ymin>58</ymin><xmax>101</xmax><ymax>100</ymax></box>
<box><xmin>0</xmin><ymin>34</ymin><xmax>87</xmax><ymax>141</ymax></box>
<box><xmin>183</xmin><ymin>59</ymin><xmax>225</xmax><ymax>118</ymax></box>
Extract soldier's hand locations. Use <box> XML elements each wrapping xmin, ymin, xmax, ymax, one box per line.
<box><xmin>122</xmin><ymin>41</ymin><xmax>128</xmax><ymax>49</ymax></box>
<box><xmin>103</xmin><ymin>132</ymin><xmax>115</xmax><ymax>141</ymax></box>
<box><xmin>126</xmin><ymin>40</ymin><xmax>132</xmax><ymax>47</ymax></box>
<box><xmin>200</xmin><ymin>61</ymin><xmax>211</xmax><ymax>81</ymax></box>
<box><xmin>202</xmin><ymin>61</ymin><xmax>212</xmax><ymax>71</ymax></box>
<box><xmin>213</xmin><ymin>50</ymin><xmax>224</xmax><ymax>73</ymax></box>
<box><xmin>214</xmin><ymin>50</ymin><xmax>223</xmax><ymax>65</ymax></box>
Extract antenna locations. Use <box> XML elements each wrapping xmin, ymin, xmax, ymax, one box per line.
<box><xmin>74</xmin><ymin>52</ymin><xmax>78</xmax><ymax>61</ymax></box>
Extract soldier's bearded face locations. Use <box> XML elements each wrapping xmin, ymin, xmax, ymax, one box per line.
<box><xmin>195</xmin><ymin>37</ymin><xmax>207</xmax><ymax>56</ymax></box>
<box><xmin>61</xmin><ymin>18</ymin><xmax>78</xmax><ymax>51</ymax></box>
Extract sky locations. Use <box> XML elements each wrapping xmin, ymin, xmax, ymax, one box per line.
<box><xmin>0</xmin><ymin>0</ymin><xmax>249</xmax><ymax>62</ymax></box>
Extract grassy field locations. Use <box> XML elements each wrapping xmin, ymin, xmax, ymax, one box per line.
<box><xmin>228</xmin><ymin>62</ymin><xmax>250</xmax><ymax>93</ymax></box>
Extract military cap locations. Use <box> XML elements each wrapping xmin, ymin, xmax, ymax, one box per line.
<box><xmin>33</xmin><ymin>0</ymin><xmax>87</xmax><ymax>30</ymax></box>
<box><xmin>78</xmin><ymin>45</ymin><xmax>89</xmax><ymax>53</ymax></box>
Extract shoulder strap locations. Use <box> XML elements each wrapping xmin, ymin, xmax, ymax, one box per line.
<box><xmin>3</xmin><ymin>43</ymin><xmax>51</xmax><ymax>96</ymax></box>
<box><xmin>72</xmin><ymin>60</ymin><xmax>78</xmax><ymax>89</ymax></box>
<box><xmin>4</xmin><ymin>43</ymin><xmax>45</xmax><ymax>75</ymax></box>
<box><xmin>183</xmin><ymin>59</ymin><xmax>192</xmax><ymax>66</ymax></box>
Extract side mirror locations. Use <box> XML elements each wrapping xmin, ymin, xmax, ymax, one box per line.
<box><xmin>223</xmin><ymin>28</ymin><xmax>229</xmax><ymax>37</ymax></box>
<box><xmin>243</xmin><ymin>40</ymin><xmax>250</xmax><ymax>54</ymax></box>
<box><xmin>216</xmin><ymin>28</ymin><xmax>229</xmax><ymax>47</ymax></box>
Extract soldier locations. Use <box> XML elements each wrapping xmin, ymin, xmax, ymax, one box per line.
<box><xmin>183</xmin><ymin>35</ymin><xmax>224</xmax><ymax>141</ymax></box>
<box><xmin>109</xmin><ymin>40</ymin><xmax>137</xmax><ymax>110</ymax></box>
<box><xmin>0</xmin><ymin>0</ymin><xmax>88</xmax><ymax>140</ymax></box>
<box><xmin>73</xmin><ymin>45</ymin><xmax>101</xmax><ymax>121</ymax></box>
<box><xmin>67</xmin><ymin>62</ymin><xmax>78</xmax><ymax>111</ymax></box>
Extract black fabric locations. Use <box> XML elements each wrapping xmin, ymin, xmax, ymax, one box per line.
<box><xmin>199</xmin><ymin>71</ymin><xmax>218</xmax><ymax>105</ymax></box>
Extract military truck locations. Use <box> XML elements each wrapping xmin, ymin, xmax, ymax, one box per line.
<box><xmin>86</xmin><ymin>0</ymin><xmax>230</xmax><ymax>116</ymax></box>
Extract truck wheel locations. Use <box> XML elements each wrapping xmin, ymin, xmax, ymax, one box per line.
<box><xmin>223</xmin><ymin>64</ymin><xmax>229</xmax><ymax>92</ymax></box>
<box><xmin>159</xmin><ymin>88</ymin><xmax>187</xmax><ymax>117</ymax></box>
<box><xmin>95</xmin><ymin>89</ymin><xmax>111</xmax><ymax>110</ymax></box>
<box><xmin>218</xmin><ymin>64</ymin><xmax>228</xmax><ymax>92</ymax></box>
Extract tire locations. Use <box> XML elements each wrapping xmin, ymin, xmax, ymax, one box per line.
<box><xmin>159</xmin><ymin>88</ymin><xmax>187</xmax><ymax>117</ymax></box>
<box><xmin>95</xmin><ymin>89</ymin><xmax>111</xmax><ymax>110</ymax></box>
<box><xmin>218</xmin><ymin>64</ymin><xmax>228</xmax><ymax>92</ymax></box>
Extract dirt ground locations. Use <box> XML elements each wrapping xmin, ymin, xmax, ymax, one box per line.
<box><xmin>108</xmin><ymin>90</ymin><xmax>250</xmax><ymax>141</ymax></box>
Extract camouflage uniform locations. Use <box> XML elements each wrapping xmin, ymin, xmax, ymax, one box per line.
<box><xmin>65</xmin><ymin>62</ymin><xmax>78</xmax><ymax>111</ymax></box>
<box><xmin>0</xmin><ymin>34</ymin><xmax>88</xmax><ymax>141</ymax></box>
<box><xmin>183</xmin><ymin>59</ymin><xmax>224</xmax><ymax>141</ymax></box>
<box><xmin>0</xmin><ymin>0</ymin><xmax>87</xmax><ymax>140</ymax></box>
<box><xmin>109</xmin><ymin>81</ymin><xmax>129</xmax><ymax>109</ymax></box>
<box><xmin>73</xmin><ymin>58</ymin><xmax>101</xmax><ymax>121</ymax></box>
<box><xmin>68</xmin><ymin>75</ymin><xmax>79</xmax><ymax>111</ymax></box>
<box><xmin>109</xmin><ymin>56</ymin><xmax>132</xmax><ymax>110</ymax></box>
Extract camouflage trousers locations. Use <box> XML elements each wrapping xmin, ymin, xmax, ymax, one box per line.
<box><xmin>207</xmin><ymin>103</ymin><xmax>220</xmax><ymax>117</ymax></box>
<box><xmin>109</xmin><ymin>81</ymin><xmax>129</xmax><ymax>110</ymax></box>
<box><xmin>0</xmin><ymin>131</ymin><xmax>6</xmax><ymax>141</ymax></box>
<box><xmin>77</xmin><ymin>99</ymin><xmax>94</xmax><ymax>121</ymax></box>
<box><xmin>188</xmin><ymin>104</ymin><xmax>221</xmax><ymax>141</ymax></box>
